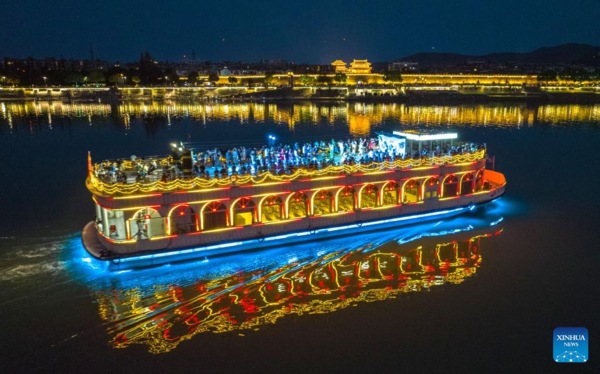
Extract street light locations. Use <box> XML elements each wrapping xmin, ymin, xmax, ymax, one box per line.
<box><xmin>43</xmin><ymin>76</ymin><xmax>47</xmax><ymax>87</ymax></box>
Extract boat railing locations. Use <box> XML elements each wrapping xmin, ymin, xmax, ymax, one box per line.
<box><xmin>88</xmin><ymin>148</ymin><xmax>487</xmax><ymax>196</ymax></box>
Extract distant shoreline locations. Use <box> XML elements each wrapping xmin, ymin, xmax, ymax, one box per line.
<box><xmin>1</xmin><ymin>86</ymin><xmax>599</xmax><ymax>104</ymax></box>
<box><xmin>2</xmin><ymin>95</ymin><xmax>600</xmax><ymax>105</ymax></box>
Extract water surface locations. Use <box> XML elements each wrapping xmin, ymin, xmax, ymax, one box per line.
<box><xmin>0</xmin><ymin>101</ymin><xmax>598</xmax><ymax>373</ymax></box>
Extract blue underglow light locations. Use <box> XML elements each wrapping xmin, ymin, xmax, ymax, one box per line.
<box><xmin>490</xmin><ymin>217</ymin><xmax>504</xmax><ymax>226</ymax></box>
<box><xmin>397</xmin><ymin>224</ymin><xmax>475</xmax><ymax>245</ymax></box>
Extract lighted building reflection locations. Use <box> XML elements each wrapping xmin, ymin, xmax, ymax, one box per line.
<box><xmin>1</xmin><ymin>101</ymin><xmax>599</xmax><ymax>135</ymax></box>
<box><xmin>92</xmin><ymin>228</ymin><xmax>502</xmax><ymax>353</ymax></box>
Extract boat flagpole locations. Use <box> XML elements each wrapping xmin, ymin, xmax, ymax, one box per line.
<box><xmin>88</xmin><ymin>151</ymin><xmax>93</xmax><ymax>176</ymax></box>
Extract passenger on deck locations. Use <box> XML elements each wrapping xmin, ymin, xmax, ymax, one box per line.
<box><xmin>92</xmin><ymin>137</ymin><xmax>484</xmax><ymax>184</ymax></box>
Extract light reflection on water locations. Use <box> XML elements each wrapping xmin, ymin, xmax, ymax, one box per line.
<box><xmin>65</xmin><ymin>202</ymin><xmax>509</xmax><ymax>354</ymax></box>
<box><xmin>0</xmin><ymin>97</ymin><xmax>599</xmax><ymax>370</ymax></box>
<box><xmin>1</xmin><ymin>101</ymin><xmax>599</xmax><ymax>136</ymax></box>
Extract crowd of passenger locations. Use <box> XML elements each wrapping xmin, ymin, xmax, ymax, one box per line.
<box><xmin>93</xmin><ymin>137</ymin><xmax>485</xmax><ymax>183</ymax></box>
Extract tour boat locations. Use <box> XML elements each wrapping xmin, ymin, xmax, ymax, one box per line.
<box><xmin>82</xmin><ymin>130</ymin><xmax>506</xmax><ymax>269</ymax></box>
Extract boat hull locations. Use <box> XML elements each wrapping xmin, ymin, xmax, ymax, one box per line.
<box><xmin>82</xmin><ymin>186</ymin><xmax>504</xmax><ymax>270</ymax></box>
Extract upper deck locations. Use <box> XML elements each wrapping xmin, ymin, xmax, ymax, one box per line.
<box><xmin>87</xmin><ymin>132</ymin><xmax>486</xmax><ymax>197</ymax></box>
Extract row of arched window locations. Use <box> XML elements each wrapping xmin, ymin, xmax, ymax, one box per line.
<box><xmin>123</xmin><ymin>170</ymin><xmax>485</xmax><ymax>240</ymax></box>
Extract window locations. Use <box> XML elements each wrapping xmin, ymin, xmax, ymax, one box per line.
<box><xmin>287</xmin><ymin>192</ymin><xmax>308</xmax><ymax>218</ymax></box>
<box><xmin>403</xmin><ymin>180</ymin><xmax>421</xmax><ymax>203</ymax></box>
<box><xmin>381</xmin><ymin>181</ymin><xmax>399</xmax><ymax>206</ymax></box>
<box><xmin>169</xmin><ymin>205</ymin><xmax>198</xmax><ymax>234</ymax></box>
<box><xmin>337</xmin><ymin>186</ymin><xmax>355</xmax><ymax>212</ymax></box>
<box><xmin>460</xmin><ymin>173</ymin><xmax>474</xmax><ymax>195</ymax></box>
<box><xmin>313</xmin><ymin>190</ymin><xmax>333</xmax><ymax>215</ymax></box>
<box><xmin>203</xmin><ymin>202</ymin><xmax>228</xmax><ymax>230</ymax></box>
<box><xmin>442</xmin><ymin>175</ymin><xmax>459</xmax><ymax>197</ymax></box>
<box><xmin>232</xmin><ymin>198</ymin><xmax>255</xmax><ymax>226</ymax></box>
<box><xmin>261</xmin><ymin>195</ymin><xmax>283</xmax><ymax>223</ymax></box>
<box><xmin>360</xmin><ymin>184</ymin><xmax>378</xmax><ymax>208</ymax></box>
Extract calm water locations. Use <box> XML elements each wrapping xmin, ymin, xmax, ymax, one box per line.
<box><xmin>0</xmin><ymin>101</ymin><xmax>599</xmax><ymax>373</ymax></box>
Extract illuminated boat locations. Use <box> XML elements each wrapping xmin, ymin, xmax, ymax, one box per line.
<box><xmin>82</xmin><ymin>130</ymin><xmax>506</xmax><ymax>269</ymax></box>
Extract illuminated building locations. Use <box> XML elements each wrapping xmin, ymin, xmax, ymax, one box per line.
<box><xmin>82</xmin><ymin>131</ymin><xmax>506</xmax><ymax>269</ymax></box>
<box><xmin>92</xmin><ymin>229</ymin><xmax>502</xmax><ymax>353</ymax></box>
<box><xmin>331</xmin><ymin>60</ymin><xmax>348</xmax><ymax>73</ymax></box>
<box><xmin>348</xmin><ymin>59</ymin><xmax>372</xmax><ymax>74</ymax></box>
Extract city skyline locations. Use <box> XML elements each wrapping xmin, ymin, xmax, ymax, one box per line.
<box><xmin>2</xmin><ymin>0</ymin><xmax>600</xmax><ymax>63</ymax></box>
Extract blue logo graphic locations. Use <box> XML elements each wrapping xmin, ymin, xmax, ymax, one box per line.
<box><xmin>554</xmin><ymin>327</ymin><xmax>588</xmax><ymax>363</ymax></box>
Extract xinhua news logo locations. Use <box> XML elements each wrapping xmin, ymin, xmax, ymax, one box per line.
<box><xmin>554</xmin><ymin>327</ymin><xmax>588</xmax><ymax>363</ymax></box>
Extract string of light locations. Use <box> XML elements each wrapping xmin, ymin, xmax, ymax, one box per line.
<box><xmin>90</xmin><ymin>149</ymin><xmax>486</xmax><ymax>195</ymax></box>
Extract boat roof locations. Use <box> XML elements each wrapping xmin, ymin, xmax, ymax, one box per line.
<box><xmin>393</xmin><ymin>130</ymin><xmax>458</xmax><ymax>141</ymax></box>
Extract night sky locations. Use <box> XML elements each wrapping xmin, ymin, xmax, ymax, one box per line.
<box><xmin>2</xmin><ymin>0</ymin><xmax>600</xmax><ymax>63</ymax></box>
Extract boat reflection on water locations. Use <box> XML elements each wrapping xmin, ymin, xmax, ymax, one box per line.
<box><xmin>85</xmin><ymin>205</ymin><xmax>506</xmax><ymax>354</ymax></box>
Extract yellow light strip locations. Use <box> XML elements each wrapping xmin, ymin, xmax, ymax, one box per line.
<box><xmin>178</xmin><ymin>187</ymin><xmax>231</xmax><ymax>193</ymax></box>
<box><xmin>241</xmin><ymin>181</ymin><xmax>291</xmax><ymax>187</ymax></box>
<box><xmin>249</xmin><ymin>191</ymin><xmax>291</xmax><ymax>198</ymax></box>
<box><xmin>115</xmin><ymin>205</ymin><xmax>161</xmax><ymax>211</ymax></box>
<box><xmin>262</xmin><ymin>218</ymin><xmax>302</xmax><ymax>226</ymax></box>
<box><xmin>98</xmin><ymin>230</ymin><xmax>137</xmax><ymax>244</ymax></box>
<box><xmin>471</xmin><ymin>189</ymin><xmax>493</xmax><ymax>195</ymax></box>
<box><xmin>309</xmin><ymin>185</ymin><xmax>344</xmax><ymax>192</ymax></box>
<box><xmin>182</xmin><ymin>198</ymin><xmax>229</xmax><ymax>205</ymax></box>
<box><xmin>311</xmin><ymin>211</ymin><xmax>353</xmax><ymax>218</ymax></box>
<box><xmin>126</xmin><ymin>220</ymin><xmax>131</xmax><ymax>240</ymax></box>
<box><xmin>305</xmin><ymin>175</ymin><xmax>347</xmax><ymax>181</ymax></box>
<box><xmin>369</xmin><ymin>204</ymin><xmax>401</xmax><ymax>211</ymax></box>
<box><xmin>362</xmin><ymin>170</ymin><xmax>394</xmax><ymax>176</ymax></box>
<box><xmin>149</xmin><ymin>235</ymin><xmax>177</xmax><ymax>241</ymax></box>
<box><xmin>202</xmin><ymin>227</ymin><xmax>242</xmax><ymax>234</ymax></box>
<box><xmin>453</xmin><ymin>162</ymin><xmax>478</xmax><ymax>166</ymax></box>
<box><xmin>113</xmin><ymin>193</ymin><xmax>162</xmax><ymax>200</ymax></box>
<box><xmin>439</xmin><ymin>196</ymin><xmax>460</xmax><ymax>201</ymax></box>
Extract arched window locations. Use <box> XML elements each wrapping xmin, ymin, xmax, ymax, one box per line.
<box><xmin>231</xmin><ymin>197</ymin><xmax>255</xmax><ymax>226</ymax></box>
<box><xmin>475</xmin><ymin>169</ymin><xmax>484</xmax><ymax>191</ymax></box>
<box><xmin>129</xmin><ymin>207</ymin><xmax>165</xmax><ymax>239</ymax></box>
<box><xmin>169</xmin><ymin>204</ymin><xmax>198</xmax><ymax>234</ymax></box>
<box><xmin>360</xmin><ymin>184</ymin><xmax>378</xmax><ymax>208</ymax></box>
<box><xmin>202</xmin><ymin>201</ymin><xmax>228</xmax><ymax>231</ymax></box>
<box><xmin>337</xmin><ymin>186</ymin><xmax>355</xmax><ymax>212</ymax></box>
<box><xmin>422</xmin><ymin>177</ymin><xmax>439</xmax><ymax>200</ymax></box>
<box><xmin>260</xmin><ymin>195</ymin><xmax>283</xmax><ymax>223</ymax></box>
<box><xmin>403</xmin><ymin>179</ymin><xmax>421</xmax><ymax>203</ymax></box>
<box><xmin>287</xmin><ymin>192</ymin><xmax>308</xmax><ymax>219</ymax></box>
<box><xmin>442</xmin><ymin>175</ymin><xmax>459</xmax><ymax>197</ymax></box>
<box><xmin>381</xmin><ymin>181</ymin><xmax>399</xmax><ymax>206</ymax></box>
<box><xmin>313</xmin><ymin>190</ymin><xmax>333</xmax><ymax>215</ymax></box>
<box><xmin>460</xmin><ymin>173</ymin><xmax>474</xmax><ymax>195</ymax></box>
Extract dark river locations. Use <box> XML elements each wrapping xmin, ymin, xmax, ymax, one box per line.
<box><xmin>0</xmin><ymin>101</ymin><xmax>598</xmax><ymax>373</ymax></box>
